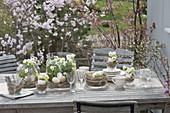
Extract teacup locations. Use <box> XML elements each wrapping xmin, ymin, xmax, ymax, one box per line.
<box><xmin>112</xmin><ymin>76</ymin><xmax>126</xmax><ymax>89</ymax></box>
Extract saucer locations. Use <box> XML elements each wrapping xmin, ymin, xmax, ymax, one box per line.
<box><xmin>103</xmin><ymin>68</ymin><xmax>121</xmax><ymax>75</ymax></box>
<box><xmin>85</xmin><ymin>84</ymin><xmax>108</xmax><ymax>91</ymax></box>
<box><xmin>107</xmin><ymin>70</ymin><xmax>125</xmax><ymax>81</ymax></box>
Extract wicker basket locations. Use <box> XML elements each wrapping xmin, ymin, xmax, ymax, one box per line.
<box><xmin>47</xmin><ymin>81</ymin><xmax>69</xmax><ymax>88</ymax></box>
<box><xmin>85</xmin><ymin>72</ymin><xmax>107</xmax><ymax>87</ymax></box>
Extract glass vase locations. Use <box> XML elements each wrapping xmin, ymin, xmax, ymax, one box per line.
<box><xmin>17</xmin><ymin>65</ymin><xmax>39</xmax><ymax>88</ymax></box>
<box><xmin>125</xmin><ymin>74</ymin><xmax>135</xmax><ymax>86</ymax></box>
<box><xmin>36</xmin><ymin>80</ymin><xmax>47</xmax><ymax>94</ymax></box>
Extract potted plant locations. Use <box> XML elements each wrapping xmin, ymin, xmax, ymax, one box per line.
<box><xmin>106</xmin><ymin>51</ymin><xmax>117</xmax><ymax>70</ymax></box>
<box><xmin>123</xmin><ymin>66</ymin><xmax>135</xmax><ymax>85</ymax></box>
<box><xmin>17</xmin><ymin>59</ymin><xmax>40</xmax><ymax>88</ymax></box>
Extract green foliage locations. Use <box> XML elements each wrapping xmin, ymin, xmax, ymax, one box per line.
<box><xmin>17</xmin><ymin>59</ymin><xmax>40</xmax><ymax>78</ymax></box>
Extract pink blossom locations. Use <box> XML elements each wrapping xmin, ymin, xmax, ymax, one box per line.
<box><xmin>2</xmin><ymin>0</ymin><xmax>97</xmax><ymax>64</ymax></box>
<box><xmin>52</xmin><ymin>0</ymin><xmax>65</xmax><ymax>8</ymax></box>
<box><xmin>53</xmin><ymin>32</ymin><xmax>58</xmax><ymax>36</ymax></box>
<box><xmin>17</xmin><ymin>45</ymin><xmax>21</xmax><ymax>49</ymax></box>
<box><xmin>66</xmin><ymin>31</ymin><xmax>71</xmax><ymax>36</ymax></box>
<box><xmin>41</xmin><ymin>22</ymin><xmax>51</xmax><ymax>30</ymax></box>
<box><xmin>74</xmin><ymin>28</ymin><xmax>79</xmax><ymax>31</ymax></box>
<box><xmin>86</xmin><ymin>0</ymin><xmax>91</xmax><ymax>6</ymax></box>
<box><xmin>57</xmin><ymin>21</ymin><xmax>64</xmax><ymax>26</ymax></box>
<box><xmin>64</xmin><ymin>14</ymin><xmax>68</xmax><ymax>21</ymax></box>
<box><xmin>71</xmin><ymin>20</ymin><xmax>76</xmax><ymax>27</ymax></box>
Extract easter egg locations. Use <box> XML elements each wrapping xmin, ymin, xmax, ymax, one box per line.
<box><xmin>52</xmin><ymin>77</ymin><xmax>60</xmax><ymax>83</ymax></box>
<box><xmin>37</xmin><ymin>80</ymin><xmax>46</xmax><ymax>85</ymax></box>
<box><xmin>57</xmin><ymin>72</ymin><xmax>63</xmax><ymax>79</ymax></box>
<box><xmin>60</xmin><ymin>76</ymin><xmax>66</xmax><ymax>83</ymax></box>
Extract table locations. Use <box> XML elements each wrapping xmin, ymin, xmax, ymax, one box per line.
<box><xmin>0</xmin><ymin>74</ymin><xmax>170</xmax><ymax>113</ymax></box>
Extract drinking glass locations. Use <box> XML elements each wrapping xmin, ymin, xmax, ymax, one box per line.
<box><xmin>77</xmin><ymin>69</ymin><xmax>86</xmax><ymax>90</ymax></box>
<box><xmin>144</xmin><ymin>69</ymin><xmax>152</xmax><ymax>88</ymax></box>
<box><xmin>133</xmin><ymin>70</ymin><xmax>142</xmax><ymax>88</ymax></box>
<box><xmin>66</xmin><ymin>71</ymin><xmax>76</xmax><ymax>93</ymax></box>
<box><xmin>140</xmin><ymin>68</ymin><xmax>151</xmax><ymax>88</ymax></box>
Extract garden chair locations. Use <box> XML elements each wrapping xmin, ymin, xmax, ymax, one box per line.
<box><xmin>91</xmin><ymin>48</ymin><xmax>114</xmax><ymax>71</ymax></box>
<box><xmin>74</xmin><ymin>101</ymin><xmax>137</xmax><ymax>113</ymax></box>
<box><xmin>0</xmin><ymin>54</ymin><xmax>18</xmax><ymax>74</ymax></box>
<box><xmin>115</xmin><ymin>48</ymin><xmax>134</xmax><ymax>69</ymax></box>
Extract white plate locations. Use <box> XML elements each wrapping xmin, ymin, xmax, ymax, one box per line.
<box><xmin>107</xmin><ymin>70</ymin><xmax>125</xmax><ymax>81</ymax></box>
<box><xmin>103</xmin><ymin>68</ymin><xmax>121</xmax><ymax>75</ymax></box>
<box><xmin>85</xmin><ymin>84</ymin><xmax>108</xmax><ymax>91</ymax></box>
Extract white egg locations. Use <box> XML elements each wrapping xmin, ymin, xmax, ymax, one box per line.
<box><xmin>60</xmin><ymin>76</ymin><xmax>66</xmax><ymax>83</ymax></box>
<box><xmin>57</xmin><ymin>72</ymin><xmax>63</xmax><ymax>79</ymax></box>
<box><xmin>37</xmin><ymin>80</ymin><xmax>46</xmax><ymax>85</ymax></box>
<box><xmin>52</xmin><ymin>77</ymin><xmax>60</xmax><ymax>83</ymax></box>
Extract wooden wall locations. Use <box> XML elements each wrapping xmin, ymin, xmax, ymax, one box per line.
<box><xmin>147</xmin><ymin>0</ymin><xmax>170</xmax><ymax>60</ymax></box>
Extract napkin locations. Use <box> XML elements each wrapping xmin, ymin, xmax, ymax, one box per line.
<box><xmin>0</xmin><ymin>90</ymin><xmax>34</xmax><ymax>100</ymax></box>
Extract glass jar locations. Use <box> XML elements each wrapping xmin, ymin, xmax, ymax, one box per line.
<box><xmin>17</xmin><ymin>61</ymin><xmax>40</xmax><ymax>88</ymax></box>
<box><xmin>125</xmin><ymin>73</ymin><xmax>135</xmax><ymax>86</ymax></box>
<box><xmin>7</xmin><ymin>82</ymin><xmax>22</xmax><ymax>95</ymax></box>
<box><xmin>36</xmin><ymin>80</ymin><xmax>47</xmax><ymax>94</ymax></box>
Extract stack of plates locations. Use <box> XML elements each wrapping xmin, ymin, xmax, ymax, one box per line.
<box><xmin>103</xmin><ymin>68</ymin><xmax>125</xmax><ymax>81</ymax></box>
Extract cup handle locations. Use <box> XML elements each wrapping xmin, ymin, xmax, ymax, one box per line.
<box><xmin>112</xmin><ymin>78</ymin><xmax>116</xmax><ymax>84</ymax></box>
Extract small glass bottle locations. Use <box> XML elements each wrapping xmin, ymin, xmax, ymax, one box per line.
<box><xmin>36</xmin><ymin>80</ymin><xmax>47</xmax><ymax>94</ymax></box>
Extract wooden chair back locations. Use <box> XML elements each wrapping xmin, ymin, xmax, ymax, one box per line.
<box><xmin>0</xmin><ymin>54</ymin><xmax>17</xmax><ymax>74</ymax></box>
<box><xmin>75</xmin><ymin>101</ymin><xmax>137</xmax><ymax>113</ymax></box>
<box><xmin>91</xmin><ymin>48</ymin><xmax>114</xmax><ymax>71</ymax></box>
<box><xmin>115</xmin><ymin>48</ymin><xmax>134</xmax><ymax>69</ymax></box>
